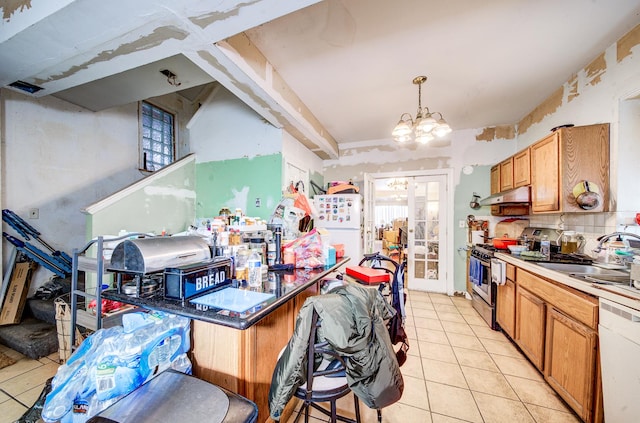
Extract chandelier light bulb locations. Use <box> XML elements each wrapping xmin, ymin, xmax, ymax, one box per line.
<box><xmin>416</xmin><ymin>115</ymin><xmax>437</xmax><ymax>133</ymax></box>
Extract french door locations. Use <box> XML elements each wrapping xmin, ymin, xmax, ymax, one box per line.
<box><xmin>407</xmin><ymin>174</ymin><xmax>448</xmax><ymax>293</ymax></box>
<box><xmin>363</xmin><ymin>170</ymin><xmax>452</xmax><ymax>294</ymax></box>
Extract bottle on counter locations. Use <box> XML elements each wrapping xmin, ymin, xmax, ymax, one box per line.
<box><xmin>247</xmin><ymin>249</ymin><xmax>262</xmax><ymax>287</ymax></box>
<box><xmin>540</xmin><ymin>235</ymin><xmax>551</xmax><ymax>259</ymax></box>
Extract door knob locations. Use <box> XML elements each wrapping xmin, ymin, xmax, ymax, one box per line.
<box><xmin>409</xmin><ymin>229</ymin><xmax>414</xmax><ymax>233</ymax></box>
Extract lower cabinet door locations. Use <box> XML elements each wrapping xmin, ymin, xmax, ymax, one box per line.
<box><xmin>545</xmin><ymin>307</ymin><xmax>598</xmax><ymax>423</ymax></box>
<box><xmin>515</xmin><ymin>287</ymin><xmax>546</xmax><ymax>370</ymax></box>
<box><xmin>496</xmin><ymin>279</ymin><xmax>516</xmax><ymax>338</ymax></box>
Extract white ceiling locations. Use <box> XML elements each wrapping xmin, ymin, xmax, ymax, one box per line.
<box><xmin>244</xmin><ymin>0</ymin><xmax>640</xmax><ymax>143</ymax></box>
<box><xmin>1</xmin><ymin>0</ymin><xmax>640</xmax><ymax>155</ymax></box>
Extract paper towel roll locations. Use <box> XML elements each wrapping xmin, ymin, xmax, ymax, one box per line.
<box><xmin>471</xmin><ymin>231</ymin><xmax>485</xmax><ymax>245</ymax></box>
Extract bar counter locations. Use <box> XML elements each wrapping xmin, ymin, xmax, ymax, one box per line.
<box><xmin>102</xmin><ymin>258</ymin><xmax>350</xmax><ymax>423</ymax></box>
<box><xmin>102</xmin><ymin>259</ymin><xmax>348</xmax><ymax>329</ymax></box>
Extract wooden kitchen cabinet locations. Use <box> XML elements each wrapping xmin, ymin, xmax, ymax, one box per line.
<box><xmin>490</xmin><ymin>161</ymin><xmax>529</xmax><ymax>216</ymax></box>
<box><xmin>490</xmin><ymin>164</ymin><xmax>500</xmax><ymax>194</ymax></box>
<box><xmin>490</xmin><ymin>165</ymin><xmax>501</xmax><ymax>215</ymax></box>
<box><xmin>191</xmin><ymin>302</ymin><xmax>295</xmax><ymax>423</ymax></box>
<box><xmin>499</xmin><ymin>157</ymin><xmax>514</xmax><ymax>191</ymax></box>
<box><xmin>496</xmin><ymin>263</ymin><xmax>516</xmax><ymax>338</ymax></box>
<box><xmin>515</xmin><ymin>286</ymin><xmax>546</xmax><ymax>370</ymax></box>
<box><xmin>513</xmin><ymin>148</ymin><xmax>531</xmax><ymax>187</ymax></box>
<box><xmin>545</xmin><ymin>307</ymin><xmax>598</xmax><ymax>423</ymax></box>
<box><xmin>509</xmin><ymin>265</ymin><xmax>602</xmax><ymax>423</ymax></box>
<box><xmin>530</xmin><ymin>123</ymin><xmax>609</xmax><ymax>213</ymax></box>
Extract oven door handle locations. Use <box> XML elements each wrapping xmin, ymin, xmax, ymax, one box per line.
<box><xmin>490</xmin><ymin>258</ymin><xmax>506</xmax><ymax>285</ymax></box>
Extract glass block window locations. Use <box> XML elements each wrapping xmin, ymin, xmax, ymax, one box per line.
<box><xmin>140</xmin><ymin>101</ymin><xmax>175</xmax><ymax>171</ymax></box>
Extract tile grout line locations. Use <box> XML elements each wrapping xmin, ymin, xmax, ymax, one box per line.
<box><xmin>0</xmin><ymin>387</ymin><xmax>30</xmax><ymax>409</ymax></box>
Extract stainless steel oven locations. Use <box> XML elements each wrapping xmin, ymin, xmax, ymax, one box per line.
<box><xmin>469</xmin><ymin>245</ymin><xmax>498</xmax><ymax>330</ymax></box>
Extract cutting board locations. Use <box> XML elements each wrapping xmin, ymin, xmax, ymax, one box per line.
<box><xmin>494</xmin><ymin>219</ymin><xmax>529</xmax><ymax>239</ymax></box>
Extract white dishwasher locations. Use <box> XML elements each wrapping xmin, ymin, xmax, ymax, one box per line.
<box><xmin>599</xmin><ymin>297</ymin><xmax>640</xmax><ymax>422</ymax></box>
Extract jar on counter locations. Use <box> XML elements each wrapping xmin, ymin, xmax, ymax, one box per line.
<box><xmin>249</xmin><ymin>237</ymin><xmax>266</xmax><ymax>265</ymax></box>
<box><xmin>605</xmin><ymin>240</ymin><xmax>627</xmax><ymax>264</ymax></box>
<box><xmin>235</xmin><ymin>248</ymin><xmax>250</xmax><ymax>280</ymax></box>
<box><xmin>218</xmin><ymin>207</ymin><xmax>231</xmax><ymax>224</ymax></box>
<box><xmin>247</xmin><ymin>249</ymin><xmax>262</xmax><ymax>287</ymax></box>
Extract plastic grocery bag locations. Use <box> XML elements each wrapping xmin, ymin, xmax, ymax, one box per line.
<box><xmin>293</xmin><ymin>192</ymin><xmax>316</xmax><ymax>217</ymax></box>
<box><xmin>41</xmin><ymin>311</ymin><xmax>192</xmax><ymax>423</ymax></box>
<box><xmin>282</xmin><ymin>229</ymin><xmax>325</xmax><ymax>269</ymax></box>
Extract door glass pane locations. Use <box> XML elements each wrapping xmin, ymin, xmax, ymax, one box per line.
<box><xmin>426</xmin><ymin>182</ymin><xmax>440</xmax><ymax>280</ymax></box>
<box><xmin>412</xmin><ymin>180</ymin><xmax>441</xmax><ymax>282</ymax></box>
<box><xmin>414</xmin><ymin>181</ymin><xmax>426</xmax><ymax>279</ymax></box>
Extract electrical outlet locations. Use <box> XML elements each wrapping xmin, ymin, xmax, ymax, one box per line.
<box><xmin>29</xmin><ymin>208</ymin><xmax>39</xmax><ymax>219</ymax></box>
<box><xmin>458</xmin><ymin>220</ymin><xmax>466</xmax><ymax>228</ymax></box>
<box><xmin>255</xmin><ymin>197</ymin><xmax>261</xmax><ymax>207</ymax></box>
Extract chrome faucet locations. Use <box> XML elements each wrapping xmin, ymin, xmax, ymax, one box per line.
<box><xmin>593</xmin><ymin>232</ymin><xmax>640</xmax><ymax>253</ymax></box>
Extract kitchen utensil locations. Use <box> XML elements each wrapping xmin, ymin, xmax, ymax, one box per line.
<box><xmin>471</xmin><ymin>230</ymin><xmax>485</xmax><ymax>245</ymax></box>
<box><xmin>572</xmin><ymin>181</ymin><xmax>601</xmax><ymax>210</ymax></box>
<box><xmin>492</xmin><ymin>237</ymin><xmax>518</xmax><ymax>249</ymax></box>
<box><xmin>469</xmin><ymin>193</ymin><xmax>481</xmax><ymax>210</ymax></box>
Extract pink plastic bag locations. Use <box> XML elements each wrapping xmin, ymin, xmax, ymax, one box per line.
<box><xmin>283</xmin><ymin>229</ymin><xmax>325</xmax><ymax>269</ymax></box>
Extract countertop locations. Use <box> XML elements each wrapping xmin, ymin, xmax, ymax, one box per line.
<box><xmin>101</xmin><ymin>258</ymin><xmax>350</xmax><ymax>330</ymax></box>
<box><xmin>495</xmin><ymin>252</ymin><xmax>640</xmax><ymax>310</ymax></box>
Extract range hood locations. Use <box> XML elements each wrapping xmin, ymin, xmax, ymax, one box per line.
<box><xmin>479</xmin><ymin>186</ymin><xmax>531</xmax><ymax>206</ymax></box>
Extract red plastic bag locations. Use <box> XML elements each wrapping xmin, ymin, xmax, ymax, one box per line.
<box><xmin>293</xmin><ymin>192</ymin><xmax>313</xmax><ymax>217</ymax></box>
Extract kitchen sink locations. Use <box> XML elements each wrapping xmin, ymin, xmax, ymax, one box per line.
<box><xmin>534</xmin><ymin>262</ymin><xmax>624</xmax><ymax>275</ymax></box>
<box><xmin>534</xmin><ymin>262</ymin><xmax>631</xmax><ymax>285</ymax></box>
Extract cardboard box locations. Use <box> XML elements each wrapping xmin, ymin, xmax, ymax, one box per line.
<box><xmin>0</xmin><ymin>262</ymin><xmax>36</xmax><ymax>325</ymax></box>
<box><xmin>392</xmin><ymin>218</ymin><xmax>407</xmax><ymax>231</ymax></box>
<box><xmin>383</xmin><ymin>230</ymin><xmax>399</xmax><ymax>243</ymax></box>
<box><xmin>346</xmin><ymin>266</ymin><xmax>390</xmax><ymax>284</ymax></box>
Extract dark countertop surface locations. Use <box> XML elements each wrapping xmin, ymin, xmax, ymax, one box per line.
<box><xmin>102</xmin><ymin>258</ymin><xmax>350</xmax><ymax>330</ymax></box>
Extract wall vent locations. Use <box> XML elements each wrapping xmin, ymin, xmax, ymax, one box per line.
<box><xmin>9</xmin><ymin>80</ymin><xmax>43</xmax><ymax>94</ymax></box>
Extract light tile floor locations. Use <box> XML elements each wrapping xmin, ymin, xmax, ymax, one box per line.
<box><xmin>0</xmin><ymin>291</ymin><xmax>581</xmax><ymax>423</ymax></box>
<box><xmin>285</xmin><ymin>291</ymin><xmax>581</xmax><ymax>423</ymax></box>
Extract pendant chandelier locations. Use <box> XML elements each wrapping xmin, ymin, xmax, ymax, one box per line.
<box><xmin>387</xmin><ymin>178</ymin><xmax>408</xmax><ymax>191</ymax></box>
<box><xmin>392</xmin><ymin>75</ymin><xmax>452</xmax><ymax>144</ymax></box>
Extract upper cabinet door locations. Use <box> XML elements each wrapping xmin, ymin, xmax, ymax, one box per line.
<box><xmin>490</xmin><ymin>165</ymin><xmax>500</xmax><ymax>195</ymax></box>
<box><xmin>500</xmin><ymin>157</ymin><xmax>514</xmax><ymax>192</ymax></box>
<box><xmin>513</xmin><ymin>148</ymin><xmax>531</xmax><ymax>188</ymax></box>
<box><xmin>531</xmin><ymin>133</ymin><xmax>560</xmax><ymax>213</ymax></box>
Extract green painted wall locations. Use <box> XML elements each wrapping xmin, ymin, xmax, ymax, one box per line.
<box><xmin>453</xmin><ymin>165</ymin><xmax>492</xmax><ymax>292</ymax></box>
<box><xmin>196</xmin><ymin>154</ymin><xmax>283</xmax><ymax>220</ymax></box>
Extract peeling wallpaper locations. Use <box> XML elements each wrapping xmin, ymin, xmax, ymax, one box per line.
<box><xmin>1</xmin><ymin>0</ymin><xmax>31</xmax><ymax>21</ymax></box>
<box><xmin>33</xmin><ymin>26</ymin><xmax>189</xmax><ymax>85</ymax></box>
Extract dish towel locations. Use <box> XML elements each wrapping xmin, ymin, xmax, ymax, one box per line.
<box><xmin>490</xmin><ymin>258</ymin><xmax>506</xmax><ymax>285</ymax></box>
<box><xmin>469</xmin><ymin>256</ymin><xmax>481</xmax><ymax>286</ymax></box>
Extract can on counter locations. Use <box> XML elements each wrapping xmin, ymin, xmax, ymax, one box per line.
<box><xmin>267</xmin><ymin>241</ymin><xmax>276</xmax><ymax>267</ymax></box>
<box><xmin>283</xmin><ymin>248</ymin><xmax>295</xmax><ymax>266</ymax></box>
